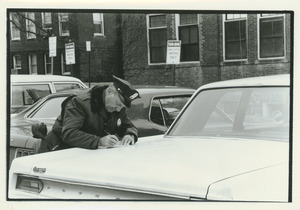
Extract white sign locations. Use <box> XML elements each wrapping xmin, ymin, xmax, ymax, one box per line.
<box><xmin>86</xmin><ymin>41</ymin><xmax>91</xmax><ymax>51</ymax></box>
<box><xmin>166</xmin><ymin>40</ymin><xmax>181</xmax><ymax>64</ymax></box>
<box><xmin>65</xmin><ymin>42</ymin><xmax>75</xmax><ymax>65</ymax></box>
<box><xmin>49</xmin><ymin>36</ymin><xmax>57</xmax><ymax>57</ymax></box>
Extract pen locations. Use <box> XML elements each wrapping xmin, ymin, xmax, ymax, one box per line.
<box><xmin>104</xmin><ymin>130</ymin><xmax>120</xmax><ymax>141</ymax></box>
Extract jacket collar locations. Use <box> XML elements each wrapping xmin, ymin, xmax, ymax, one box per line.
<box><xmin>89</xmin><ymin>85</ymin><xmax>109</xmax><ymax>120</ymax></box>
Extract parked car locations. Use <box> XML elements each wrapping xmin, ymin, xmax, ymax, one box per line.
<box><xmin>9</xmin><ymin>74</ymin><xmax>290</xmax><ymax>201</ymax></box>
<box><xmin>10</xmin><ymin>74</ymin><xmax>88</xmax><ymax>114</ymax></box>
<box><xmin>9</xmin><ymin>86</ymin><xmax>195</xmax><ymax>166</ymax></box>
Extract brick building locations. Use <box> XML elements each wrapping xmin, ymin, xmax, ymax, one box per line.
<box><xmin>9</xmin><ymin>11</ymin><xmax>292</xmax><ymax>88</ymax></box>
<box><xmin>121</xmin><ymin>12</ymin><xmax>292</xmax><ymax>89</ymax></box>
<box><xmin>9</xmin><ymin>11</ymin><xmax>123</xmax><ymax>82</ymax></box>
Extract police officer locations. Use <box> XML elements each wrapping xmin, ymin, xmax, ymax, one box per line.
<box><xmin>37</xmin><ymin>75</ymin><xmax>140</xmax><ymax>152</ymax></box>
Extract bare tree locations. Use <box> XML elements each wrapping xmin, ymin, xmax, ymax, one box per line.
<box><xmin>9</xmin><ymin>12</ymin><xmax>53</xmax><ymax>39</ymax></box>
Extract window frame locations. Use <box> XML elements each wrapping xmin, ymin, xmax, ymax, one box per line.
<box><xmin>93</xmin><ymin>13</ymin><xmax>105</xmax><ymax>37</ymax></box>
<box><xmin>58</xmin><ymin>13</ymin><xmax>70</xmax><ymax>37</ymax></box>
<box><xmin>44</xmin><ymin>53</ymin><xmax>52</xmax><ymax>75</ymax></box>
<box><xmin>149</xmin><ymin>98</ymin><xmax>166</xmax><ymax>127</ymax></box>
<box><xmin>222</xmin><ymin>14</ymin><xmax>248</xmax><ymax>62</ymax></box>
<box><xmin>41</xmin><ymin>12</ymin><xmax>52</xmax><ymax>25</ymax></box>
<box><xmin>28</xmin><ymin>54</ymin><xmax>37</xmax><ymax>74</ymax></box>
<box><xmin>257</xmin><ymin>13</ymin><xmax>286</xmax><ymax>60</ymax></box>
<box><xmin>61</xmin><ymin>52</ymin><xmax>71</xmax><ymax>75</ymax></box>
<box><xmin>53</xmin><ymin>82</ymin><xmax>85</xmax><ymax>92</ymax></box>
<box><xmin>147</xmin><ymin>14</ymin><xmax>168</xmax><ymax>65</ymax></box>
<box><xmin>13</xmin><ymin>55</ymin><xmax>22</xmax><ymax>70</ymax></box>
<box><xmin>10</xmin><ymin>13</ymin><xmax>21</xmax><ymax>41</ymax></box>
<box><xmin>175</xmin><ymin>13</ymin><xmax>200</xmax><ymax>63</ymax></box>
<box><xmin>41</xmin><ymin>12</ymin><xmax>52</xmax><ymax>35</ymax></box>
<box><xmin>149</xmin><ymin>94</ymin><xmax>193</xmax><ymax>127</ymax></box>
<box><xmin>11</xmin><ymin>83</ymin><xmax>52</xmax><ymax>109</ymax></box>
<box><xmin>25</xmin><ymin>12</ymin><xmax>36</xmax><ymax>39</ymax></box>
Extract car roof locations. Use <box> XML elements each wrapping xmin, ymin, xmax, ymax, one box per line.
<box><xmin>89</xmin><ymin>84</ymin><xmax>195</xmax><ymax>93</ymax></box>
<box><xmin>30</xmin><ymin>85</ymin><xmax>194</xmax><ymax>96</ymax></box>
<box><xmin>45</xmin><ymin>86</ymin><xmax>195</xmax><ymax>98</ymax></box>
<box><xmin>136</xmin><ymin>86</ymin><xmax>195</xmax><ymax>95</ymax></box>
<box><xmin>199</xmin><ymin>74</ymin><xmax>290</xmax><ymax>90</ymax></box>
<box><xmin>11</xmin><ymin>75</ymin><xmax>84</xmax><ymax>83</ymax></box>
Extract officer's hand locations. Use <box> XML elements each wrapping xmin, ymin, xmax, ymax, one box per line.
<box><xmin>99</xmin><ymin>135</ymin><xmax>119</xmax><ymax>148</ymax></box>
<box><xmin>120</xmin><ymin>134</ymin><xmax>135</xmax><ymax>145</ymax></box>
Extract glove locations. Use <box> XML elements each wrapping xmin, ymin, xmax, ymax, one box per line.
<box><xmin>31</xmin><ymin>122</ymin><xmax>48</xmax><ymax>139</ymax></box>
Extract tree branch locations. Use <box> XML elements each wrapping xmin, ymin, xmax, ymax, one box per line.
<box><xmin>10</xmin><ymin>12</ymin><xmax>52</xmax><ymax>38</ymax></box>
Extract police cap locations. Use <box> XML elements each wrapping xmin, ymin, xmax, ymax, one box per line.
<box><xmin>113</xmin><ymin>75</ymin><xmax>140</xmax><ymax>108</ymax></box>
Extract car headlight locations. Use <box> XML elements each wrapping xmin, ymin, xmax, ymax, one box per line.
<box><xmin>16</xmin><ymin>175</ymin><xmax>43</xmax><ymax>193</ymax></box>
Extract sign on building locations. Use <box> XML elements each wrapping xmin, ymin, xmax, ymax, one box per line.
<box><xmin>86</xmin><ymin>41</ymin><xmax>91</xmax><ymax>52</ymax></box>
<box><xmin>65</xmin><ymin>42</ymin><xmax>76</xmax><ymax>65</ymax></box>
<box><xmin>166</xmin><ymin>40</ymin><xmax>181</xmax><ymax>64</ymax></box>
<box><xmin>49</xmin><ymin>36</ymin><xmax>57</xmax><ymax>57</ymax></box>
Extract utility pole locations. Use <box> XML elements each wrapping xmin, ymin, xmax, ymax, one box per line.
<box><xmin>86</xmin><ymin>41</ymin><xmax>91</xmax><ymax>87</ymax></box>
<box><xmin>49</xmin><ymin>35</ymin><xmax>57</xmax><ymax>74</ymax></box>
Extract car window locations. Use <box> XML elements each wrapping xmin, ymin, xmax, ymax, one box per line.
<box><xmin>150</xmin><ymin>96</ymin><xmax>191</xmax><ymax>127</ymax></box>
<box><xmin>29</xmin><ymin>96</ymin><xmax>68</xmax><ymax>119</ymax></box>
<box><xmin>169</xmin><ymin>87</ymin><xmax>289</xmax><ymax>141</ymax></box>
<box><xmin>11</xmin><ymin>84</ymin><xmax>51</xmax><ymax>106</ymax></box>
<box><xmin>54</xmin><ymin>83</ymin><xmax>84</xmax><ymax>92</ymax></box>
<box><xmin>150</xmin><ymin>99</ymin><xmax>164</xmax><ymax>126</ymax></box>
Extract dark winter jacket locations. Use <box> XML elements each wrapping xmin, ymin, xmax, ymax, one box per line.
<box><xmin>40</xmin><ymin>85</ymin><xmax>138</xmax><ymax>152</ymax></box>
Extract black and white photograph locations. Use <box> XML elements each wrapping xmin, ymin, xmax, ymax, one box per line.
<box><xmin>2</xmin><ymin>1</ymin><xmax>299</xmax><ymax>210</ymax></box>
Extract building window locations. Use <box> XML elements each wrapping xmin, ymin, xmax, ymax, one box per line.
<box><xmin>147</xmin><ymin>14</ymin><xmax>167</xmax><ymax>64</ymax></box>
<box><xmin>25</xmin><ymin>12</ymin><xmax>36</xmax><ymax>39</ymax></box>
<box><xmin>258</xmin><ymin>14</ymin><xmax>285</xmax><ymax>59</ymax></box>
<box><xmin>93</xmin><ymin>13</ymin><xmax>104</xmax><ymax>36</ymax></box>
<box><xmin>28</xmin><ymin>54</ymin><xmax>37</xmax><ymax>74</ymax></box>
<box><xmin>44</xmin><ymin>53</ymin><xmax>52</xmax><ymax>74</ymax></box>
<box><xmin>41</xmin><ymin>12</ymin><xmax>52</xmax><ymax>35</ymax></box>
<box><xmin>177</xmin><ymin>14</ymin><xmax>199</xmax><ymax>62</ymax></box>
<box><xmin>10</xmin><ymin>13</ymin><xmax>21</xmax><ymax>41</ymax></box>
<box><xmin>13</xmin><ymin>55</ymin><xmax>22</xmax><ymax>69</ymax></box>
<box><xmin>223</xmin><ymin>14</ymin><xmax>247</xmax><ymax>61</ymax></box>
<box><xmin>61</xmin><ymin>53</ymin><xmax>71</xmax><ymax>75</ymax></box>
<box><xmin>59</xmin><ymin>13</ymin><xmax>70</xmax><ymax>36</ymax></box>
<box><xmin>12</xmin><ymin>55</ymin><xmax>22</xmax><ymax>74</ymax></box>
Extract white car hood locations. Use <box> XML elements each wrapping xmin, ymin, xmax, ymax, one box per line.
<box><xmin>11</xmin><ymin>136</ymin><xmax>289</xmax><ymax>201</ymax></box>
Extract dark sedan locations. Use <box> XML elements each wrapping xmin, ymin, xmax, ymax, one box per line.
<box><xmin>9</xmin><ymin>86</ymin><xmax>194</xmax><ymax>165</ymax></box>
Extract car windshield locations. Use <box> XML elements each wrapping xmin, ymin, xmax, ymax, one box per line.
<box><xmin>168</xmin><ymin>87</ymin><xmax>289</xmax><ymax>142</ymax></box>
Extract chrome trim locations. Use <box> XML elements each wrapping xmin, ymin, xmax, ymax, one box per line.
<box><xmin>14</xmin><ymin>148</ymin><xmax>35</xmax><ymax>159</ymax></box>
<box><xmin>30</xmin><ymin>175</ymin><xmax>195</xmax><ymax>200</ymax></box>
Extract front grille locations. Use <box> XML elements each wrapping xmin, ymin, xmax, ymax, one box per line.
<box><xmin>15</xmin><ymin>148</ymin><xmax>35</xmax><ymax>158</ymax></box>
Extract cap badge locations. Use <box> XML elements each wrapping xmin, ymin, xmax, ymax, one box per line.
<box><xmin>117</xmin><ymin>118</ymin><xmax>121</xmax><ymax>127</ymax></box>
<box><xmin>117</xmin><ymin>88</ymin><xmax>123</xmax><ymax>93</ymax></box>
<box><xmin>129</xmin><ymin>93</ymin><xmax>139</xmax><ymax>100</ymax></box>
